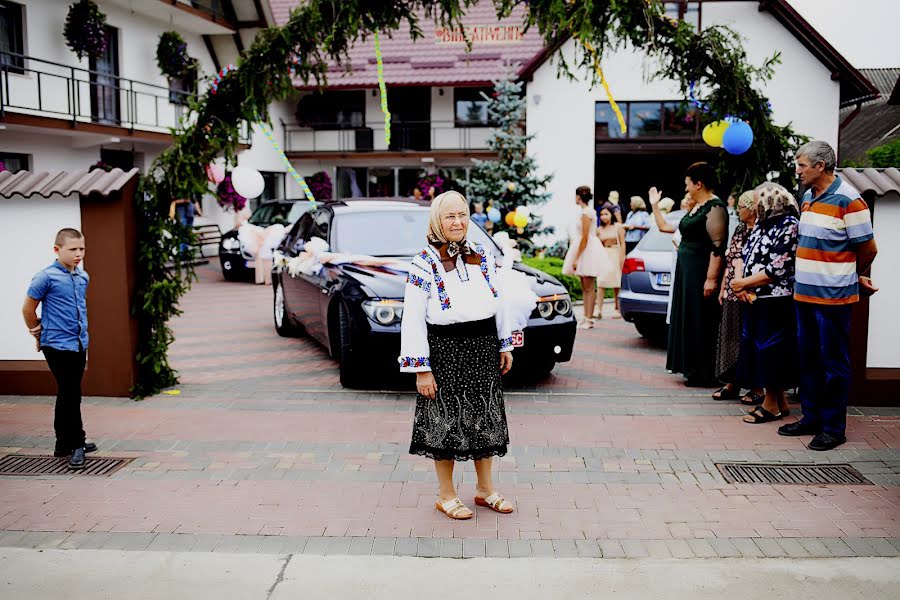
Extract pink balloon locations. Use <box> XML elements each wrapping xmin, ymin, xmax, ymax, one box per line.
<box><xmin>206</xmin><ymin>164</ymin><xmax>225</xmax><ymax>184</ymax></box>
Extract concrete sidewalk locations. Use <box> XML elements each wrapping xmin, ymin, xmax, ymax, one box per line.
<box><xmin>2</xmin><ymin>549</ymin><xmax>899</xmax><ymax>600</ymax></box>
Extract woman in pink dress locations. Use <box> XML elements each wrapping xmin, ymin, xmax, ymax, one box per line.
<box><xmin>563</xmin><ymin>186</ymin><xmax>606</xmax><ymax>328</ymax></box>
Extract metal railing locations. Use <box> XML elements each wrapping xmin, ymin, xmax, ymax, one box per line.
<box><xmin>0</xmin><ymin>51</ymin><xmax>191</xmax><ymax>133</ymax></box>
<box><xmin>282</xmin><ymin>119</ymin><xmax>496</xmax><ymax>153</ymax></box>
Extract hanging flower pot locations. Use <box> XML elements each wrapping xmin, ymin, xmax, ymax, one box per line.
<box><xmin>64</xmin><ymin>0</ymin><xmax>108</xmax><ymax>61</ymax></box>
<box><xmin>156</xmin><ymin>31</ymin><xmax>198</xmax><ymax>79</ymax></box>
<box><xmin>217</xmin><ymin>174</ymin><xmax>247</xmax><ymax>212</ymax></box>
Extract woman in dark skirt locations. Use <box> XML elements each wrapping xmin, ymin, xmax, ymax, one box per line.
<box><xmin>712</xmin><ymin>191</ymin><xmax>764</xmax><ymax>405</ymax></box>
<box><xmin>399</xmin><ymin>191</ymin><xmax>517</xmax><ymax>520</ymax></box>
<box><xmin>730</xmin><ymin>182</ymin><xmax>800</xmax><ymax>423</ymax></box>
<box><xmin>650</xmin><ymin>162</ymin><xmax>729</xmax><ymax>386</ymax></box>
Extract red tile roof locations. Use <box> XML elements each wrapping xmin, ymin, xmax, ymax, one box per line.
<box><xmin>269</xmin><ymin>1</ymin><xmax>546</xmax><ymax>88</ymax></box>
<box><xmin>0</xmin><ymin>168</ymin><xmax>140</xmax><ymax>199</ymax></box>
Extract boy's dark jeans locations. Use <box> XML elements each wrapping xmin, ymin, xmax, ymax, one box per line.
<box><xmin>42</xmin><ymin>346</ymin><xmax>87</xmax><ymax>453</ymax></box>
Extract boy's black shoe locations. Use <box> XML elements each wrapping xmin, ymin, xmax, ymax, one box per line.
<box><xmin>54</xmin><ymin>442</ymin><xmax>97</xmax><ymax>458</ymax></box>
<box><xmin>777</xmin><ymin>421</ymin><xmax>819</xmax><ymax>437</ymax></box>
<box><xmin>67</xmin><ymin>447</ymin><xmax>86</xmax><ymax>470</ymax></box>
<box><xmin>808</xmin><ymin>433</ymin><xmax>846</xmax><ymax>451</ymax></box>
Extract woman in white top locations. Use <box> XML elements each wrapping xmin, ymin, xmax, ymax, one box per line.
<box><xmin>399</xmin><ymin>191</ymin><xmax>515</xmax><ymax>520</ymax></box>
<box><xmin>562</xmin><ymin>186</ymin><xmax>606</xmax><ymax>328</ymax></box>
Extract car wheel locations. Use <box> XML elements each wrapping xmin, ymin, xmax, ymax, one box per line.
<box><xmin>337</xmin><ymin>302</ymin><xmax>365</xmax><ymax>389</ymax></box>
<box><xmin>220</xmin><ymin>256</ymin><xmax>242</xmax><ymax>282</ymax></box>
<box><xmin>273</xmin><ymin>280</ymin><xmax>303</xmax><ymax>337</ymax></box>
<box><xmin>635</xmin><ymin>320</ymin><xmax>667</xmax><ymax>346</ymax></box>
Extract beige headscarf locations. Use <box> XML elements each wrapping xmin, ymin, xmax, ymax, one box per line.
<box><xmin>427</xmin><ymin>190</ymin><xmax>468</xmax><ymax>244</ymax></box>
<box><xmin>427</xmin><ymin>190</ymin><xmax>479</xmax><ymax>271</ymax></box>
<box><xmin>753</xmin><ymin>182</ymin><xmax>799</xmax><ymax>222</ymax></box>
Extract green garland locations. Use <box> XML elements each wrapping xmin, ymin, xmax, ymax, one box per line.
<box><xmin>133</xmin><ymin>0</ymin><xmax>805</xmax><ymax>398</ymax></box>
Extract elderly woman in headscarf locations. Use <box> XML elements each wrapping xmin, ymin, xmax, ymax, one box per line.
<box><xmin>730</xmin><ymin>182</ymin><xmax>801</xmax><ymax>423</ymax></box>
<box><xmin>399</xmin><ymin>191</ymin><xmax>516</xmax><ymax>520</ymax></box>
<box><xmin>712</xmin><ymin>191</ymin><xmax>763</xmax><ymax>405</ymax></box>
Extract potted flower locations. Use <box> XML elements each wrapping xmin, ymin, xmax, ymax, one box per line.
<box><xmin>156</xmin><ymin>31</ymin><xmax>198</xmax><ymax>79</ymax></box>
<box><xmin>64</xmin><ymin>0</ymin><xmax>108</xmax><ymax>61</ymax></box>
<box><xmin>304</xmin><ymin>170</ymin><xmax>333</xmax><ymax>201</ymax></box>
<box><xmin>217</xmin><ymin>174</ymin><xmax>247</xmax><ymax>212</ymax></box>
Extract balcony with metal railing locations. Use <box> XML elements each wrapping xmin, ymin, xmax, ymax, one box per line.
<box><xmin>0</xmin><ymin>50</ymin><xmax>193</xmax><ymax>137</ymax></box>
<box><xmin>282</xmin><ymin>119</ymin><xmax>496</xmax><ymax>155</ymax></box>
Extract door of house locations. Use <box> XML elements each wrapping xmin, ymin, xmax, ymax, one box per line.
<box><xmin>388</xmin><ymin>87</ymin><xmax>431</xmax><ymax>151</ymax></box>
<box><xmin>90</xmin><ymin>26</ymin><xmax>120</xmax><ymax>125</ymax></box>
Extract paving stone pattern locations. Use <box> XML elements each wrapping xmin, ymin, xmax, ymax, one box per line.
<box><xmin>0</xmin><ymin>262</ymin><xmax>898</xmax><ymax>557</ymax></box>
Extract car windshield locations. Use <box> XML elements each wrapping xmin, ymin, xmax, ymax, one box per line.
<box><xmin>249</xmin><ymin>202</ymin><xmax>311</xmax><ymax>226</ymax></box>
<box><xmin>331</xmin><ymin>209</ymin><xmax>501</xmax><ymax>259</ymax></box>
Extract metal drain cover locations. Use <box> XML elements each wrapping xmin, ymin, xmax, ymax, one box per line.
<box><xmin>0</xmin><ymin>454</ymin><xmax>132</xmax><ymax>477</ymax></box>
<box><xmin>715</xmin><ymin>463</ymin><xmax>871</xmax><ymax>485</ymax></box>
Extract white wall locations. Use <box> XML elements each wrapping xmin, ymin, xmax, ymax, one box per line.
<box><xmin>866</xmin><ymin>193</ymin><xmax>900</xmax><ymax>369</ymax></box>
<box><xmin>526</xmin><ymin>1</ymin><xmax>842</xmax><ymax>237</ymax></box>
<box><xmin>0</xmin><ymin>193</ymin><xmax>82</xmax><ymax>361</ymax></box>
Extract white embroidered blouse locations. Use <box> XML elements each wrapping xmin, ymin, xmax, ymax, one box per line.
<box><xmin>398</xmin><ymin>244</ymin><xmax>513</xmax><ymax>373</ymax></box>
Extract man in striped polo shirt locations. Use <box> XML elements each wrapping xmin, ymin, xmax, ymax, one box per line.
<box><xmin>778</xmin><ymin>141</ymin><xmax>878</xmax><ymax>451</ymax></box>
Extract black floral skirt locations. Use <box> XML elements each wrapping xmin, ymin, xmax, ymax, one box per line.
<box><xmin>409</xmin><ymin>317</ymin><xmax>510</xmax><ymax>462</ymax></box>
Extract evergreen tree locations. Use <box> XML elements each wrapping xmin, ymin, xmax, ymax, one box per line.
<box><xmin>468</xmin><ymin>71</ymin><xmax>552</xmax><ymax>255</ymax></box>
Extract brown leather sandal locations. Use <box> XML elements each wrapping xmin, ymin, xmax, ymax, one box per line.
<box><xmin>474</xmin><ymin>492</ymin><xmax>514</xmax><ymax>514</ymax></box>
<box><xmin>436</xmin><ymin>497</ymin><xmax>473</xmax><ymax>520</ymax></box>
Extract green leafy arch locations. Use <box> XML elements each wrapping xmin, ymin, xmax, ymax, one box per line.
<box><xmin>134</xmin><ymin>0</ymin><xmax>802</xmax><ymax>397</ymax></box>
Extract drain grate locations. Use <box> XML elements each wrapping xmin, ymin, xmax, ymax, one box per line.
<box><xmin>0</xmin><ymin>454</ymin><xmax>132</xmax><ymax>477</ymax></box>
<box><xmin>716</xmin><ymin>463</ymin><xmax>871</xmax><ymax>485</ymax></box>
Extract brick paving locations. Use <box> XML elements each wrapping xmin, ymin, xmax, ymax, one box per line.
<box><xmin>1</xmin><ymin>259</ymin><xmax>898</xmax><ymax>557</ymax></box>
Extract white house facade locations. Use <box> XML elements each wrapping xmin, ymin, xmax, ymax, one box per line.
<box><xmin>523</xmin><ymin>0</ymin><xmax>876</xmax><ymax>235</ymax></box>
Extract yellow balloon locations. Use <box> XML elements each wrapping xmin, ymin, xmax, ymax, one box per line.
<box><xmin>513</xmin><ymin>213</ymin><xmax>528</xmax><ymax>228</ymax></box>
<box><xmin>702</xmin><ymin>120</ymin><xmax>730</xmax><ymax>148</ymax></box>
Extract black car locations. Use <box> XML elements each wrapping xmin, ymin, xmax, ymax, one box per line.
<box><xmin>272</xmin><ymin>199</ymin><xmax>577</xmax><ymax>388</ymax></box>
<box><xmin>219</xmin><ymin>199</ymin><xmax>315</xmax><ymax>281</ymax></box>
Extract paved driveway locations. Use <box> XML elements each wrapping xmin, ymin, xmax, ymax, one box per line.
<box><xmin>0</xmin><ymin>259</ymin><xmax>898</xmax><ymax>560</ymax></box>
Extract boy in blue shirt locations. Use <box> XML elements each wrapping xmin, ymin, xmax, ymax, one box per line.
<box><xmin>22</xmin><ymin>228</ymin><xmax>96</xmax><ymax>469</ymax></box>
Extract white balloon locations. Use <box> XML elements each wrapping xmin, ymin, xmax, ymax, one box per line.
<box><xmin>231</xmin><ymin>166</ymin><xmax>265</xmax><ymax>199</ymax></box>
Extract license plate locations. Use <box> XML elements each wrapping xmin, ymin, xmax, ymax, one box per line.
<box><xmin>511</xmin><ymin>331</ymin><xmax>525</xmax><ymax>348</ymax></box>
<box><xmin>656</xmin><ymin>272</ymin><xmax>672</xmax><ymax>286</ymax></box>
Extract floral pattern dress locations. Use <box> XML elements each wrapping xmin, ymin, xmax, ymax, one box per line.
<box><xmin>737</xmin><ymin>213</ymin><xmax>800</xmax><ymax>389</ymax></box>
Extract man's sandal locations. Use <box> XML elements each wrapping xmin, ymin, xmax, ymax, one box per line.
<box><xmin>740</xmin><ymin>391</ymin><xmax>764</xmax><ymax>406</ymax></box>
<box><xmin>436</xmin><ymin>497</ymin><xmax>473</xmax><ymax>520</ymax></box>
<box><xmin>743</xmin><ymin>407</ymin><xmax>782</xmax><ymax>424</ymax></box>
<box><xmin>474</xmin><ymin>492</ymin><xmax>514</xmax><ymax>514</ymax></box>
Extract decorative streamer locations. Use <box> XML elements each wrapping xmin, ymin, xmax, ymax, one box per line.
<box><xmin>373</xmin><ymin>32</ymin><xmax>391</xmax><ymax>146</ymax></box>
<box><xmin>258</xmin><ymin>123</ymin><xmax>316</xmax><ymax>202</ymax></box>
<box><xmin>211</xmin><ymin>63</ymin><xmax>236</xmax><ymax>95</ymax></box>
<box><xmin>581</xmin><ymin>39</ymin><xmax>627</xmax><ymax>135</ymax></box>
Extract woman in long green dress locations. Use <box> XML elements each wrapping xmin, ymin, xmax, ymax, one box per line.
<box><xmin>649</xmin><ymin>162</ymin><xmax>728</xmax><ymax>386</ymax></box>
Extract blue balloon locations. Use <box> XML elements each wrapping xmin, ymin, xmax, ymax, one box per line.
<box><xmin>487</xmin><ymin>207</ymin><xmax>501</xmax><ymax>223</ymax></box>
<box><xmin>722</xmin><ymin>120</ymin><xmax>753</xmax><ymax>155</ymax></box>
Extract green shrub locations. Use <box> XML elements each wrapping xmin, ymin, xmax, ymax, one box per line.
<box><xmin>522</xmin><ymin>256</ymin><xmax>582</xmax><ymax>301</ymax></box>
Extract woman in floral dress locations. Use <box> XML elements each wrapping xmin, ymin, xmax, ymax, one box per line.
<box><xmin>730</xmin><ymin>182</ymin><xmax>800</xmax><ymax>423</ymax></box>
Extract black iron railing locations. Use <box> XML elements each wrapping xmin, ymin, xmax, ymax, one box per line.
<box><xmin>0</xmin><ymin>50</ymin><xmax>191</xmax><ymax>132</ymax></box>
<box><xmin>282</xmin><ymin>119</ymin><xmax>495</xmax><ymax>153</ymax></box>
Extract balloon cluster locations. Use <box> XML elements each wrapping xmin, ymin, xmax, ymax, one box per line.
<box><xmin>702</xmin><ymin>118</ymin><xmax>753</xmax><ymax>155</ymax></box>
<box><xmin>258</xmin><ymin>123</ymin><xmax>316</xmax><ymax>201</ymax></box>
<box><xmin>373</xmin><ymin>32</ymin><xmax>391</xmax><ymax>146</ymax></box>
<box><xmin>690</xmin><ymin>81</ymin><xmax>755</xmax><ymax>155</ymax></box>
<box><xmin>504</xmin><ymin>206</ymin><xmax>531</xmax><ymax>233</ymax></box>
<box><xmin>211</xmin><ymin>63</ymin><xmax>236</xmax><ymax>95</ymax></box>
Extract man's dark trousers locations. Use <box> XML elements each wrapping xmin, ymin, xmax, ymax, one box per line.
<box><xmin>42</xmin><ymin>346</ymin><xmax>87</xmax><ymax>453</ymax></box>
<box><xmin>796</xmin><ymin>302</ymin><xmax>852</xmax><ymax>437</ymax></box>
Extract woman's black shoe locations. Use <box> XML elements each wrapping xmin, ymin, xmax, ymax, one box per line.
<box><xmin>808</xmin><ymin>433</ymin><xmax>846</xmax><ymax>451</ymax></box>
<box><xmin>67</xmin><ymin>447</ymin><xmax>85</xmax><ymax>470</ymax></box>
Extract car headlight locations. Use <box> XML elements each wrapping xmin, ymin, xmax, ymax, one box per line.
<box><xmin>362</xmin><ymin>300</ymin><xmax>404</xmax><ymax>325</ymax></box>
<box><xmin>535</xmin><ymin>293</ymin><xmax>572</xmax><ymax>319</ymax></box>
<box><xmin>222</xmin><ymin>237</ymin><xmax>241</xmax><ymax>251</ymax></box>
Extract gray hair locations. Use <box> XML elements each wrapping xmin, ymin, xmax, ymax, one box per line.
<box><xmin>795</xmin><ymin>141</ymin><xmax>836</xmax><ymax>172</ymax></box>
